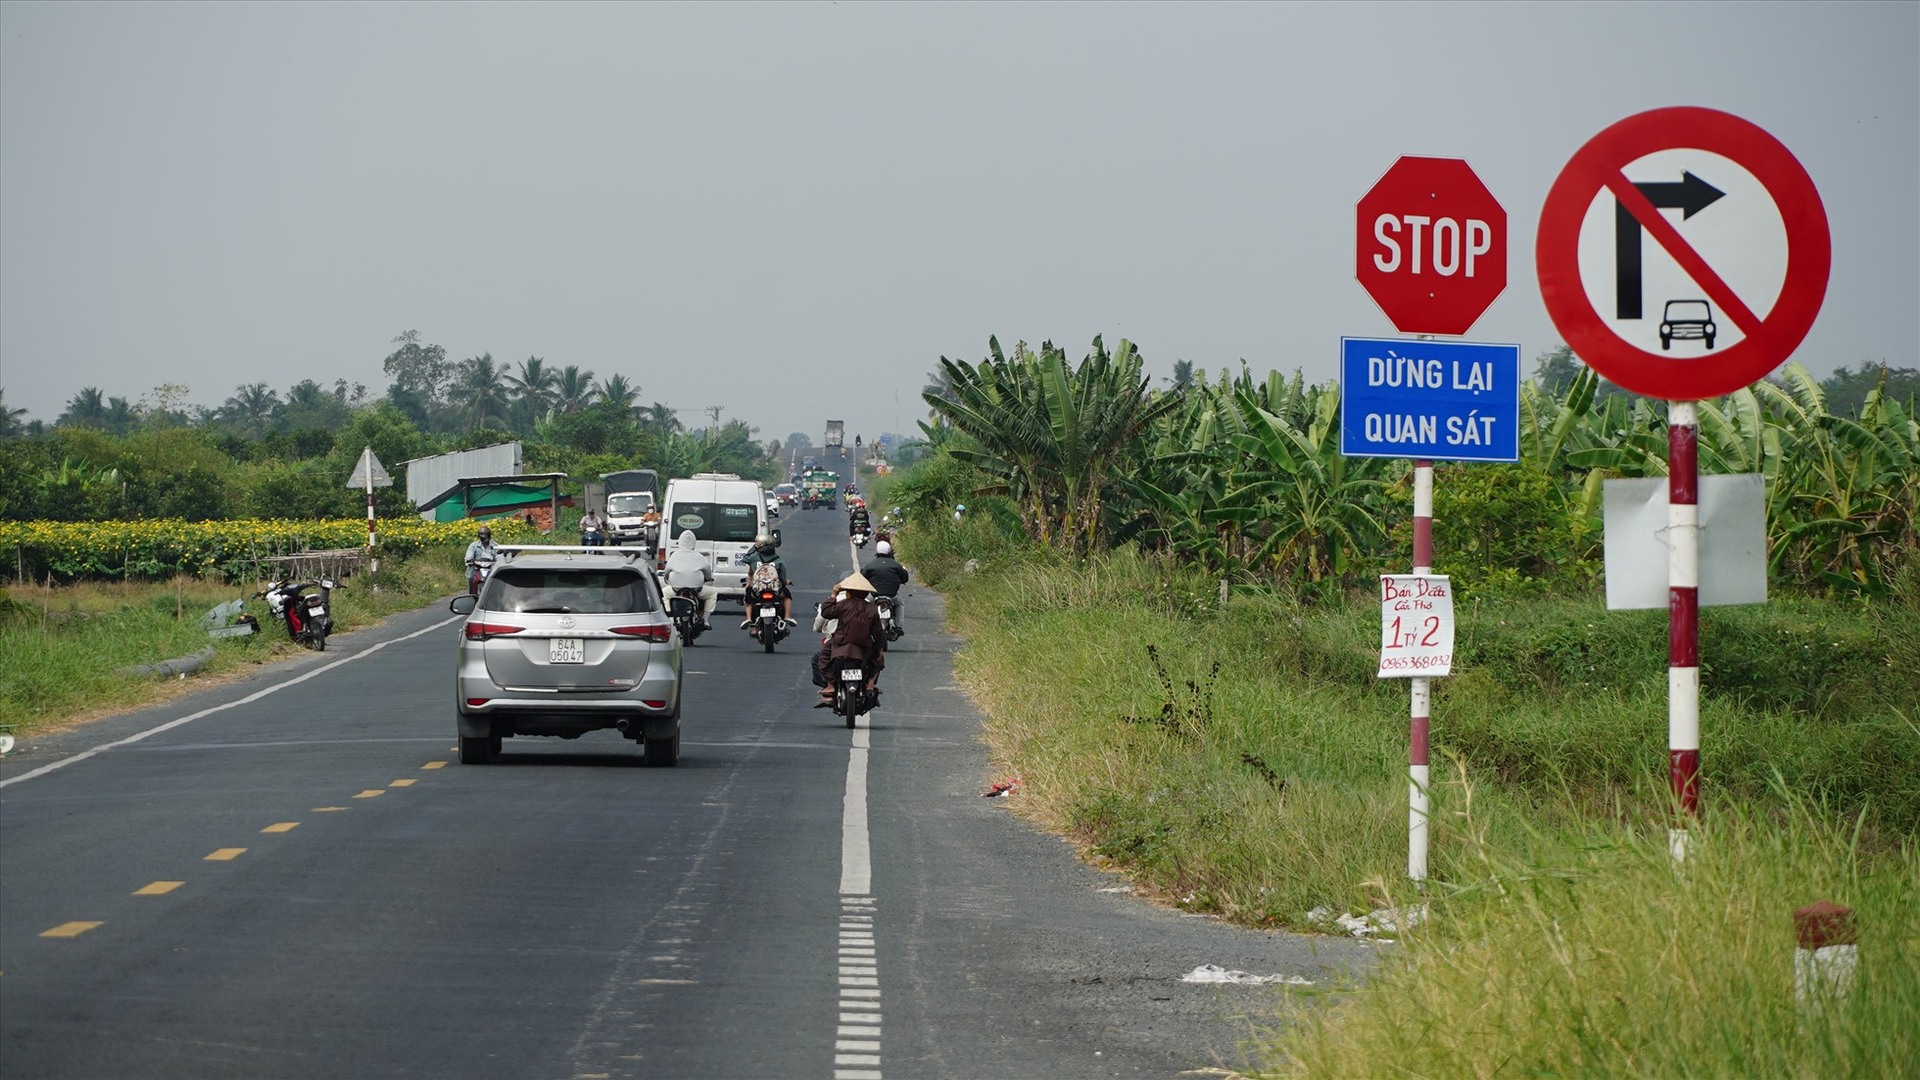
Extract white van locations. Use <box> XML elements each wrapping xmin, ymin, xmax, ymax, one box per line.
<box><xmin>657</xmin><ymin>473</ymin><xmax>769</xmax><ymax>602</ymax></box>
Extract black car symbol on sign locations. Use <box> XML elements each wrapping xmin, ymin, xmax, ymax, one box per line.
<box><xmin>1659</xmin><ymin>299</ymin><xmax>1717</xmax><ymax>351</ymax></box>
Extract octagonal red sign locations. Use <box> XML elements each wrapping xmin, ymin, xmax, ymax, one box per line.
<box><xmin>1356</xmin><ymin>156</ymin><xmax>1508</xmax><ymax>336</ymax></box>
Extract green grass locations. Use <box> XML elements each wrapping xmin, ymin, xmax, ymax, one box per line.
<box><xmin>901</xmin><ymin>526</ymin><xmax>1919</xmax><ymax>1073</ymax></box>
<box><xmin>0</xmin><ymin>550</ymin><xmax>470</xmax><ymax>732</ymax></box>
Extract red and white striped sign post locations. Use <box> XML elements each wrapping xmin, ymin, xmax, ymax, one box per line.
<box><xmin>1537</xmin><ymin>107</ymin><xmax>1830</xmax><ymax>858</ymax></box>
<box><xmin>1410</xmin><ymin>459</ymin><xmax>1434</xmax><ymax>880</ymax></box>
<box><xmin>1667</xmin><ymin>409</ymin><xmax>1700</xmax><ymax>856</ymax></box>
<box><xmin>347</xmin><ymin>447</ymin><xmax>393</xmax><ymax>589</ymax></box>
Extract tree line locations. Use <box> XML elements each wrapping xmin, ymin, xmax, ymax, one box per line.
<box><xmin>0</xmin><ymin>331</ymin><xmax>785</xmax><ymax>522</ymax></box>
<box><xmin>899</xmin><ymin>338</ymin><xmax>1919</xmax><ymax>597</ymax></box>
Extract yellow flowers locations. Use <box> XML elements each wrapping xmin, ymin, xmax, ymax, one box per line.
<box><xmin>0</xmin><ymin>518</ymin><xmax>539</xmax><ymax>582</ymax></box>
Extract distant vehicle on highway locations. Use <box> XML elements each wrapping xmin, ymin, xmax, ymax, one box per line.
<box><xmin>774</xmin><ymin>483</ymin><xmax>799</xmax><ymax>506</ymax></box>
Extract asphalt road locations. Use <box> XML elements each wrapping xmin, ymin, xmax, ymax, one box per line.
<box><xmin>0</xmin><ymin>500</ymin><xmax>1374</xmax><ymax>1079</ymax></box>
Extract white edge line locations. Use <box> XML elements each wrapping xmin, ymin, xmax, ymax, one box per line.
<box><xmin>0</xmin><ymin>614</ymin><xmax>464</xmax><ymax>789</ymax></box>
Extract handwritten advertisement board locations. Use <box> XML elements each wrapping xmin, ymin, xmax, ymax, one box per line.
<box><xmin>1378</xmin><ymin>574</ymin><xmax>1455</xmax><ymax>678</ymax></box>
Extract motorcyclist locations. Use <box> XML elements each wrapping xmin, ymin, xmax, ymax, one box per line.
<box><xmin>662</xmin><ymin>529</ymin><xmax>718</xmax><ymax>630</ymax></box>
<box><xmin>739</xmin><ymin>533</ymin><xmax>794</xmax><ymax>626</ymax></box>
<box><xmin>463</xmin><ymin>525</ymin><xmax>499</xmax><ymax>595</ymax></box>
<box><xmin>848</xmin><ymin>501</ymin><xmax>871</xmax><ymax>539</ymax></box>
<box><xmin>580</xmin><ymin>509</ymin><xmax>607</xmax><ymax>547</ymax></box>
<box><xmin>813</xmin><ymin>572</ymin><xmax>886</xmax><ymax>705</ymax></box>
<box><xmin>860</xmin><ymin>538</ymin><xmax>909</xmax><ymax>631</ymax></box>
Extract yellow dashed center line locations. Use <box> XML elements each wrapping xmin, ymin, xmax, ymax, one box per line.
<box><xmin>353</xmin><ymin>790</ymin><xmax>384</xmax><ymax>799</ymax></box>
<box><xmin>261</xmin><ymin>822</ymin><xmax>300</xmax><ymax>834</ymax></box>
<box><xmin>133</xmin><ymin>881</ymin><xmax>184</xmax><ymax>896</ymax></box>
<box><xmin>312</xmin><ymin>806</ymin><xmax>349</xmax><ymax>812</ymax></box>
<box><xmin>388</xmin><ymin>778</ymin><xmax>416</xmax><ymax>788</ymax></box>
<box><xmin>422</xmin><ymin>761</ymin><xmax>447</xmax><ymax>770</ymax></box>
<box><xmin>204</xmin><ymin>848</ymin><xmax>246</xmax><ymax>861</ymax></box>
<box><xmin>40</xmin><ymin>921</ymin><xmax>103</xmax><ymax>938</ymax></box>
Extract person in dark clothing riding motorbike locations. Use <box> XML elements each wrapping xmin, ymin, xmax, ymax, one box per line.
<box><xmin>859</xmin><ymin>539</ymin><xmax>909</xmax><ymax>632</ymax></box>
<box><xmin>813</xmin><ymin>571</ymin><xmax>886</xmax><ymax>704</ymax></box>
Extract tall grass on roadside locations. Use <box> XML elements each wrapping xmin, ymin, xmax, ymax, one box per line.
<box><xmin>0</xmin><ymin>550</ymin><xmax>471</xmax><ymax>732</ymax></box>
<box><xmin>1255</xmin><ymin>777</ymin><xmax>1919</xmax><ymax>1078</ymax></box>
<box><xmin>904</xmin><ymin>534</ymin><xmax>1919</xmax><ymax>1074</ymax></box>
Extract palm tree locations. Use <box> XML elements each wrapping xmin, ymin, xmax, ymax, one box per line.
<box><xmin>223</xmin><ymin>382</ymin><xmax>280</xmax><ymax>437</ymax></box>
<box><xmin>636</xmin><ymin>402</ymin><xmax>683</xmax><ymax>442</ymax></box>
<box><xmin>456</xmin><ymin>353</ymin><xmax>512</xmax><ymax>430</ymax></box>
<box><xmin>507</xmin><ymin>356</ymin><xmax>558</xmax><ymax>429</ymax></box>
<box><xmin>103</xmin><ymin>397</ymin><xmax>137</xmax><ymax>436</ymax></box>
<box><xmin>598</xmin><ymin>374</ymin><xmax>639</xmax><ymax>413</ymax></box>
<box><xmin>553</xmin><ymin>365</ymin><xmax>598</xmax><ymax>413</ymax></box>
<box><xmin>0</xmin><ymin>388</ymin><xmax>28</xmax><ymax>438</ymax></box>
<box><xmin>60</xmin><ymin>387</ymin><xmax>109</xmax><ymax>428</ymax></box>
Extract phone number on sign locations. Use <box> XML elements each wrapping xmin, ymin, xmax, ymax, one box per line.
<box><xmin>1378</xmin><ymin>654</ymin><xmax>1452</xmax><ymax>671</ymax></box>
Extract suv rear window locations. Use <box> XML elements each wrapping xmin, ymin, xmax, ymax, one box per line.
<box><xmin>485</xmin><ymin>567</ymin><xmax>658</xmax><ymax>614</ymax></box>
<box><xmin>667</xmin><ymin>502</ymin><xmax>759</xmax><ymax>542</ymax></box>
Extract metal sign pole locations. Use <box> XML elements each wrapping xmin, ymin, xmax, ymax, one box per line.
<box><xmin>1668</xmin><ymin>404</ymin><xmax>1700</xmax><ymax>860</ymax></box>
<box><xmin>1410</xmin><ymin>458</ymin><xmax>1434</xmax><ymax>882</ymax></box>
<box><xmin>363</xmin><ymin>449</ymin><xmax>380</xmax><ymax>588</ymax></box>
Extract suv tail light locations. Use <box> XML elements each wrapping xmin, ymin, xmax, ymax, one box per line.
<box><xmin>464</xmin><ymin>622</ymin><xmax>526</xmax><ymax>640</ymax></box>
<box><xmin>610</xmin><ymin>624</ymin><xmax>673</xmax><ymax>642</ymax></box>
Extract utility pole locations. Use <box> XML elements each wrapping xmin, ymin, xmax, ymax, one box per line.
<box><xmin>705</xmin><ymin>405</ymin><xmax>724</xmax><ymax>428</ymax></box>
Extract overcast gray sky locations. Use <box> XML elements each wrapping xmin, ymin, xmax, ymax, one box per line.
<box><xmin>2</xmin><ymin>1</ymin><xmax>1914</xmax><ymax>442</ymax></box>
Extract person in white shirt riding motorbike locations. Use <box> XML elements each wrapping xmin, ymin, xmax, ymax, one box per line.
<box><xmin>662</xmin><ymin>529</ymin><xmax>719</xmax><ymax>630</ymax></box>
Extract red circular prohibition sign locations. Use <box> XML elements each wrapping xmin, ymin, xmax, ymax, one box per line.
<box><xmin>1536</xmin><ymin>107</ymin><xmax>1831</xmax><ymax>400</ymax></box>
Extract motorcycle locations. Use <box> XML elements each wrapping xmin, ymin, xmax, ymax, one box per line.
<box><xmin>672</xmin><ymin>586</ymin><xmax>706</xmax><ymax>645</ymax></box>
<box><xmin>745</xmin><ymin>584</ymin><xmax>789</xmax><ymax>653</ymax></box>
<box><xmin>466</xmin><ymin>555</ymin><xmax>496</xmax><ymax>596</ymax></box>
<box><xmin>852</xmin><ymin>529</ymin><xmax>870</xmax><ymax>549</ymax></box>
<box><xmin>256</xmin><ymin>578</ymin><xmax>335</xmax><ymax>651</ymax></box>
<box><xmin>875</xmin><ymin>594</ymin><xmax>903</xmax><ymax>642</ymax></box>
<box><xmin>830</xmin><ymin>658</ymin><xmax>878</xmax><ymax>728</ymax></box>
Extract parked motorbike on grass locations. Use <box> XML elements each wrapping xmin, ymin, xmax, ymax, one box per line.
<box><xmin>830</xmin><ymin>658</ymin><xmax>878</xmax><ymax>728</ymax></box>
<box><xmin>257</xmin><ymin>578</ymin><xmax>335</xmax><ymax>651</ymax></box>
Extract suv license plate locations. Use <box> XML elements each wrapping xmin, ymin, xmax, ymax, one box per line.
<box><xmin>841</xmin><ymin>668</ymin><xmax>863</xmax><ymax>681</ymax></box>
<box><xmin>550</xmin><ymin>638</ymin><xmax>585</xmax><ymax>664</ymax></box>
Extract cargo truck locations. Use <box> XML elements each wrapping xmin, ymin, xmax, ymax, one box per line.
<box><xmin>600</xmin><ymin>469</ymin><xmax>661</xmax><ymax>549</ymax></box>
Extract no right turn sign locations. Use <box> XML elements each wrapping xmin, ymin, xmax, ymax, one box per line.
<box><xmin>1536</xmin><ymin>107</ymin><xmax>1831</xmax><ymax>401</ymax></box>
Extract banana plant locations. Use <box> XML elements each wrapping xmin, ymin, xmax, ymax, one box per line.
<box><xmin>1211</xmin><ymin>388</ymin><xmax>1392</xmax><ymax>587</ymax></box>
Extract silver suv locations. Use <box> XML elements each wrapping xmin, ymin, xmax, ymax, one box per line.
<box><xmin>448</xmin><ymin>546</ymin><xmax>692</xmax><ymax>765</ymax></box>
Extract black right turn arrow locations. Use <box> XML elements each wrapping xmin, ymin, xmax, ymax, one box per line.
<box><xmin>1615</xmin><ymin>171</ymin><xmax>1728</xmax><ymax>319</ymax></box>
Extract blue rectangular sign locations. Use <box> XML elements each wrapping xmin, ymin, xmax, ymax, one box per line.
<box><xmin>1339</xmin><ymin>337</ymin><xmax>1521</xmax><ymax>462</ymax></box>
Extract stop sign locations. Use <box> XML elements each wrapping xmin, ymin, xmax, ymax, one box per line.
<box><xmin>1356</xmin><ymin>156</ymin><xmax>1508</xmax><ymax>336</ymax></box>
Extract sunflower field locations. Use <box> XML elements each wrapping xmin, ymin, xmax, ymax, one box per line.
<box><xmin>0</xmin><ymin>517</ymin><xmax>544</xmax><ymax>583</ymax></box>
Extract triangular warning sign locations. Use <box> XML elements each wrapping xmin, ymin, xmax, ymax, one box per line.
<box><xmin>347</xmin><ymin>446</ymin><xmax>393</xmax><ymax>488</ymax></box>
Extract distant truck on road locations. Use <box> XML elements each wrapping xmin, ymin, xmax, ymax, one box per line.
<box><xmin>825</xmin><ymin>420</ymin><xmax>844</xmax><ymax>449</ymax></box>
<box><xmin>600</xmin><ymin>469</ymin><xmax>661</xmax><ymax>549</ymax></box>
